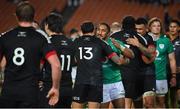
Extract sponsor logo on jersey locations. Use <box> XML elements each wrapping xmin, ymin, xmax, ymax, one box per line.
<box><xmin>17</xmin><ymin>32</ymin><xmax>26</xmax><ymax>37</ymax></box>
<box><xmin>61</xmin><ymin>40</ymin><xmax>68</xmax><ymax>45</ymax></box>
<box><xmin>84</xmin><ymin>37</ymin><xmax>90</xmax><ymax>41</ymax></box>
<box><xmin>124</xmin><ymin>33</ymin><xmax>130</xmax><ymax>38</ymax></box>
<box><xmin>159</xmin><ymin>44</ymin><xmax>164</xmax><ymax>49</ymax></box>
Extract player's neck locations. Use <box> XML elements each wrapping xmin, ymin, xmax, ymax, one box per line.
<box><xmin>153</xmin><ymin>33</ymin><xmax>161</xmax><ymax>38</ymax></box>
<box><xmin>19</xmin><ymin>22</ymin><xmax>32</xmax><ymax>27</ymax></box>
<box><xmin>169</xmin><ymin>33</ymin><xmax>178</xmax><ymax>41</ymax></box>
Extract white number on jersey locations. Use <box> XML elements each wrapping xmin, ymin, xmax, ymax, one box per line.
<box><xmin>13</xmin><ymin>47</ymin><xmax>25</xmax><ymax>66</ymax></box>
<box><xmin>78</xmin><ymin>47</ymin><xmax>93</xmax><ymax>60</ymax></box>
<box><xmin>60</xmin><ymin>55</ymin><xmax>71</xmax><ymax>71</ymax></box>
<box><xmin>156</xmin><ymin>50</ymin><xmax>159</xmax><ymax>57</ymax></box>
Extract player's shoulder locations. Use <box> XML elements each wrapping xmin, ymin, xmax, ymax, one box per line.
<box><xmin>144</xmin><ymin>33</ymin><xmax>152</xmax><ymax>39</ymax></box>
<box><xmin>59</xmin><ymin>34</ymin><xmax>74</xmax><ymax>45</ymax></box>
<box><xmin>0</xmin><ymin>27</ymin><xmax>17</xmax><ymax>38</ymax></box>
<box><xmin>161</xmin><ymin>34</ymin><xmax>171</xmax><ymax>42</ymax></box>
<box><xmin>32</xmin><ymin>29</ymin><xmax>48</xmax><ymax>40</ymax></box>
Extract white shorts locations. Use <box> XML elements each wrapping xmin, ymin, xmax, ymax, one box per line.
<box><xmin>102</xmin><ymin>81</ymin><xmax>125</xmax><ymax>103</ymax></box>
<box><xmin>156</xmin><ymin>80</ymin><xmax>168</xmax><ymax>96</ymax></box>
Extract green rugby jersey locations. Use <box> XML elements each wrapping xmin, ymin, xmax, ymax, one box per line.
<box><xmin>154</xmin><ymin>35</ymin><xmax>174</xmax><ymax>80</ymax></box>
<box><xmin>102</xmin><ymin>38</ymin><xmax>124</xmax><ymax>84</ymax></box>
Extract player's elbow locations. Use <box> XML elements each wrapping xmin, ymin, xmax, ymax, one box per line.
<box><xmin>53</xmin><ymin>60</ymin><xmax>61</xmax><ymax>71</ymax></box>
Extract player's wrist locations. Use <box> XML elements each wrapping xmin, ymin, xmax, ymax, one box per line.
<box><xmin>171</xmin><ymin>73</ymin><xmax>176</xmax><ymax>78</ymax></box>
<box><xmin>120</xmin><ymin>45</ymin><xmax>125</xmax><ymax>52</ymax></box>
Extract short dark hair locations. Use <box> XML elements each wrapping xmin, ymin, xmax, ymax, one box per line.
<box><xmin>136</xmin><ymin>17</ymin><xmax>148</xmax><ymax>25</ymax></box>
<box><xmin>122</xmin><ymin>16</ymin><xmax>135</xmax><ymax>31</ymax></box>
<box><xmin>169</xmin><ymin>19</ymin><xmax>180</xmax><ymax>27</ymax></box>
<box><xmin>16</xmin><ymin>2</ymin><xmax>35</xmax><ymax>22</ymax></box>
<box><xmin>81</xmin><ymin>21</ymin><xmax>94</xmax><ymax>34</ymax></box>
<box><xmin>45</xmin><ymin>14</ymin><xmax>64</xmax><ymax>33</ymax></box>
<box><xmin>99</xmin><ymin>22</ymin><xmax>110</xmax><ymax>33</ymax></box>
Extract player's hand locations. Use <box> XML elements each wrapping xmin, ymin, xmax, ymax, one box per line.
<box><xmin>170</xmin><ymin>77</ymin><xmax>176</xmax><ymax>87</ymax></box>
<box><xmin>46</xmin><ymin>87</ymin><xmax>59</xmax><ymax>106</ymax></box>
<box><xmin>119</xmin><ymin>56</ymin><xmax>130</xmax><ymax>65</ymax></box>
<box><xmin>126</xmin><ymin>36</ymin><xmax>140</xmax><ymax>47</ymax></box>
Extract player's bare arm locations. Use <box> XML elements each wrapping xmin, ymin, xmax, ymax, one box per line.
<box><xmin>46</xmin><ymin>54</ymin><xmax>61</xmax><ymax>106</ymax></box>
<box><xmin>110</xmin><ymin>53</ymin><xmax>129</xmax><ymax>65</ymax></box>
<box><xmin>168</xmin><ymin>52</ymin><xmax>177</xmax><ymax>87</ymax></box>
<box><xmin>111</xmin><ymin>38</ymin><xmax>134</xmax><ymax>59</ymax></box>
<box><xmin>126</xmin><ymin>36</ymin><xmax>156</xmax><ymax>64</ymax></box>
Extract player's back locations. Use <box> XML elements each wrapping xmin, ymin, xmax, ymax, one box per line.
<box><xmin>111</xmin><ymin>30</ymin><xmax>145</xmax><ymax>71</ymax></box>
<box><xmin>43</xmin><ymin>34</ymin><xmax>74</xmax><ymax>87</ymax></box>
<box><xmin>74</xmin><ymin>35</ymin><xmax>113</xmax><ymax>86</ymax></box>
<box><xmin>0</xmin><ymin>26</ymin><xmax>50</xmax><ymax>86</ymax></box>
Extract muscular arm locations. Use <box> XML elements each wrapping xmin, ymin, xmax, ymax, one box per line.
<box><xmin>168</xmin><ymin>52</ymin><xmax>177</xmax><ymax>87</ymax></box>
<box><xmin>169</xmin><ymin>52</ymin><xmax>177</xmax><ymax>76</ymax></box>
<box><xmin>47</xmin><ymin>54</ymin><xmax>61</xmax><ymax>90</ymax></box>
<box><xmin>110</xmin><ymin>54</ymin><xmax>129</xmax><ymax>65</ymax></box>
<box><xmin>126</xmin><ymin>36</ymin><xmax>156</xmax><ymax>59</ymax></box>
<box><xmin>111</xmin><ymin>38</ymin><xmax>134</xmax><ymax>58</ymax></box>
<box><xmin>46</xmin><ymin>54</ymin><xmax>61</xmax><ymax>106</ymax></box>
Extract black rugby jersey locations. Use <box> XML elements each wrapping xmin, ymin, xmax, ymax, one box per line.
<box><xmin>73</xmin><ymin>35</ymin><xmax>115</xmax><ymax>86</ymax></box>
<box><xmin>172</xmin><ymin>36</ymin><xmax>180</xmax><ymax>67</ymax></box>
<box><xmin>111</xmin><ymin>30</ymin><xmax>146</xmax><ymax>73</ymax></box>
<box><xmin>43</xmin><ymin>34</ymin><xmax>74</xmax><ymax>87</ymax></box>
<box><xmin>0</xmin><ymin>26</ymin><xmax>55</xmax><ymax>101</ymax></box>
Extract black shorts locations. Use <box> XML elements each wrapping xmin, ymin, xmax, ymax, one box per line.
<box><xmin>72</xmin><ymin>84</ymin><xmax>102</xmax><ymax>103</ymax></box>
<box><xmin>123</xmin><ymin>81</ymin><xmax>138</xmax><ymax>99</ymax></box>
<box><xmin>121</xmin><ymin>70</ymin><xmax>142</xmax><ymax>99</ymax></box>
<box><xmin>141</xmin><ymin>66</ymin><xmax>156</xmax><ymax>92</ymax></box>
<box><xmin>143</xmin><ymin>75</ymin><xmax>156</xmax><ymax>92</ymax></box>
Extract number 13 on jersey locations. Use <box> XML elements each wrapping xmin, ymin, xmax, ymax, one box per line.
<box><xmin>78</xmin><ymin>47</ymin><xmax>93</xmax><ymax>60</ymax></box>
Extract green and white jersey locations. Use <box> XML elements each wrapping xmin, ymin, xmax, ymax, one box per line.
<box><xmin>102</xmin><ymin>38</ymin><xmax>124</xmax><ymax>84</ymax></box>
<box><xmin>154</xmin><ymin>35</ymin><xmax>174</xmax><ymax>80</ymax></box>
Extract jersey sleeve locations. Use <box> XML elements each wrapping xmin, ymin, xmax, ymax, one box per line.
<box><xmin>101</xmin><ymin>40</ymin><xmax>116</xmax><ymax>59</ymax></box>
<box><xmin>147</xmin><ymin>35</ymin><xmax>155</xmax><ymax>46</ymax></box>
<box><xmin>116</xmin><ymin>39</ymin><xmax>125</xmax><ymax>53</ymax></box>
<box><xmin>42</xmin><ymin>38</ymin><xmax>57</xmax><ymax>60</ymax></box>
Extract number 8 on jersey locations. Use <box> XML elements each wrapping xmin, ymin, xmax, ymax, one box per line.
<box><xmin>13</xmin><ymin>47</ymin><xmax>25</xmax><ymax>66</ymax></box>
